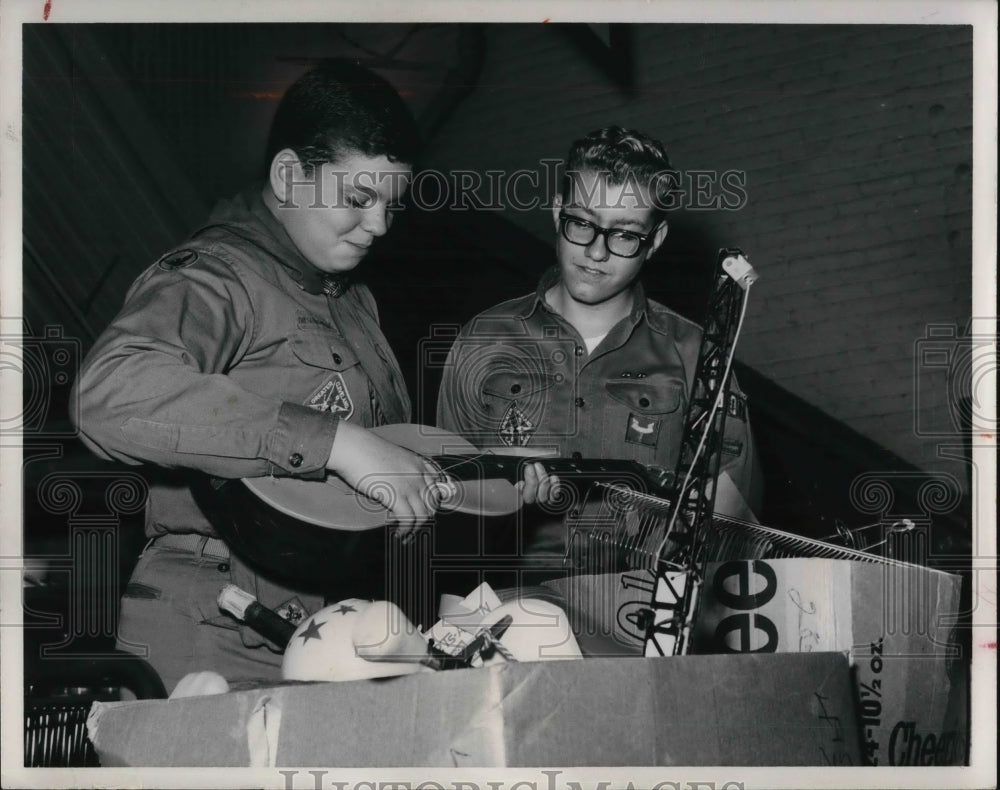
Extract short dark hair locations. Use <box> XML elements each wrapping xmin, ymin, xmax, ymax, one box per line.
<box><xmin>561</xmin><ymin>126</ymin><xmax>673</xmax><ymax>211</ymax></box>
<box><xmin>265</xmin><ymin>58</ymin><xmax>421</xmax><ymax>175</ymax></box>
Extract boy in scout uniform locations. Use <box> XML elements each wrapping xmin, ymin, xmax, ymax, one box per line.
<box><xmin>74</xmin><ymin>60</ymin><xmax>551</xmax><ymax>691</ymax></box>
<box><xmin>437</xmin><ymin>127</ymin><xmax>762</xmax><ymax>571</ymax></box>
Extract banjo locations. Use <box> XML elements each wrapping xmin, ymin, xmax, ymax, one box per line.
<box><xmin>202</xmin><ymin>423</ymin><xmax>671</xmax><ymax>597</ymax></box>
<box><xmin>241</xmin><ymin>424</ymin><xmax>669</xmax><ymax>529</ymax></box>
<box><xmin>204</xmin><ymin>423</ymin><xmax>899</xmax><ymax>602</ymax></box>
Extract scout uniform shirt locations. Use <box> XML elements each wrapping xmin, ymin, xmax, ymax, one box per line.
<box><xmin>436</xmin><ymin>267</ymin><xmax>761</xmax><ymax>513</ymax></box>
<box><xmin>72</xmin><ymin>187</ymin><xmax>412</xmax><ymax>539</ymax></box>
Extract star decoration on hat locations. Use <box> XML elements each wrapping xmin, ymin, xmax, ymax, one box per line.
<box><xmin>334</xmin><ymin>603</ymin><xmax>357</xmax><ymax>615</ymax></box>
<box><xmin>297</xmin><ymin>618</ymin><xmax>325</xmax><ymax>643</ymax></box>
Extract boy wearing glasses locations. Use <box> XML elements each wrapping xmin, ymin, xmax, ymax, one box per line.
<box><xmin>436</xmin><ymin>126</ymin><xmax>761</xmax><ymax>567</ymax></box>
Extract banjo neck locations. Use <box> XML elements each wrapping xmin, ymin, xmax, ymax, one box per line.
<box><xmin>432</xmin><ymin>453</ymin><xmax>670</xmax><ymax>492</ymax></box>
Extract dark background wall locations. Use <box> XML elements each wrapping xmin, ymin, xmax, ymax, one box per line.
<box><xmin>419</xmin><ymin>23</ymin><xmax>974</xmax><ymax>487</ymax></box>
<box><xmin>19</xmin><ymin>22</ymin><xmax>974</xmax><ymax>580</ymax></box>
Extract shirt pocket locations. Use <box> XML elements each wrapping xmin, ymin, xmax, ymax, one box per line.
<box><xmin>288</xmin><ymin>333</ymin><xmax>364</xmax><ymax>420</ymax></box>
<box><xmin>481</xmin><ymin>370</ymin><xmax>558</xmax><ymax>401</ymax></box>
<box><xmin>478</xmin><ymin>370</ymin><xmax>559</xmax><ymax>440</ymax></box>
<box><xmin>604</xmin><ymin>375</ymin><xmax>685</xmax><ymax>415</ymax></box>
<box><xmin>603</xmin><ymin>374</ymin><xmax>687</xmax><ymax>461</ymax></box>
<box><xmin>287</xmin><ymin>333</ymin><xmax>361</xmax><ymax>373</ymax></box>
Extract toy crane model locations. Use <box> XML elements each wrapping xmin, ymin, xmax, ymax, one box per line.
<box><xmin>642</xmin><ymin>248</ymin><xmax>759</xmax><ymax>657</ymax></box>
<box><xmin>564</xmin><ymin>248</ymin><xmax>921</xmax><ymax>655</ymax></box>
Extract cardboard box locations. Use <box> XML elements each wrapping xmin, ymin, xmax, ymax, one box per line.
<box><xmin>690</xmin><ymin>558</ymin><xmax>966</xmax><ymax>766</ymax></box>
<box><xmin>88</xmin><ymin>652</ymin><xmax>861</xmax><ymax>767</ymax></box>
<box><xmin>540</xmin><ymin>571</ymin><xmax>659</xmax><ymax>656</ymax></box>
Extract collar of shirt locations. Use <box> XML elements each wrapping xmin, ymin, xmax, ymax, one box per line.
<box><xmin>202</xmin><ymin>185</ymin><xmax>344</xmax><ymax>297</ymax></box>
<box><xmin>518</xmin><ymin>265</ymin><xmax>650</xmax><ymax>331</ymax></box>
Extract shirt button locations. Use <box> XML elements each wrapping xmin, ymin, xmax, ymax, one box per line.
<box><xmin>639</xmin><ymin>397</ymin><xmax>651</xmax><ymax>408</ymax></box>
<box><xmin>289</xmin><ymin>452</ymin><xmax>304</xmax><ymax>468</ymax></box>
<box><xmin>510</xmin><ymin>384</ymin><xmax>522</xmax><ymax>394</ymax></box>
<box><xmin>332</xmin><ymin>353</ymin><xmax>342</xmax><ymax>365</ymax></box>
<box><xmin>575</xmin><ymin>397</ymin><xmax>585</xmax><ymax>407</ymax></box>
<box><xmin>217</xmin><ymin>563</ymin><xmax>230</xmax><ymax>573</ymax></box>
<box><xmin>575</xmin><ymin>346</ymin><xmax>584</xmax><ymax>356</ymax></box>
<box><xmin>571</xmin><ymin>451</ymin><xmax>582</xmax><ymax>460</ymax></box>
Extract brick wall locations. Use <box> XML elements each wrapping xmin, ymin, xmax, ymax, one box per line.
<box><xmin>421</xmin><ymin>23</ymin><xmax>974</xmax><ymax>493</ymax></box>
<box><xmin>21</xmin><ymin>22</ymin><xmax>975</xmax><ymax>497</ymax></box>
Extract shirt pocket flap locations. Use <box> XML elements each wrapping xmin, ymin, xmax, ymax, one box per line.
<box><xmin>605</xmin><ymin>376</ymin><xmax>684</xmax><ymax>414</ymax></box>
<box><xmin>288</xmin><ymin>335</ymin><xmax>359</xmax><ymax>372</ymax></box>
<box><xmin>481</xmin><ymin>371</ymin><xmax>557</xmax><ymax>399</ymax></box>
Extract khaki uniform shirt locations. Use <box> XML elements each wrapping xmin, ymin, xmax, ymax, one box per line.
<box><xmin>73</xmin><ymin>188</ymin><xmax>411</xmax><ymax>537</ymax></box>
<box><xmin>437</xmin><ymin>267</ymin><xmax>762</xmax><ymax>512</ymax></box>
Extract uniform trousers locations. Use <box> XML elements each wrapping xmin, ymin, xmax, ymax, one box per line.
<box><xmin>115</xmin><ymin>534</ymin><xmax>324</xmax><ymax>693</ymax></box>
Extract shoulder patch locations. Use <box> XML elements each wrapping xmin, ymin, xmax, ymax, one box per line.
<box><xmin>726</xmin><ymin>390</ymin><xmax>748</xmax><ymax>421</ymax></box>
<box><xmin>157</xmin><ymin>249</ymin><xmax>199</xmax><ymax>271</ymax></box>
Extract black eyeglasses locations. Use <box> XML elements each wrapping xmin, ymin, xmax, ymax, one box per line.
<box><xmin>558</xmin><ymin>212</ymin><xmax>653</xmax><ymax>258</ymax></box>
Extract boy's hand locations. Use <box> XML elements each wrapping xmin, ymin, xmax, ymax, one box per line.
<box><xmin>517</xmin><ymin>461</ymin><xmax>561</xmax><ymax>507</ymax></box>
<box><xmin>327</xmin><ymin>421</ymin><xmax>444</xmax><ymax>533</ymax></box>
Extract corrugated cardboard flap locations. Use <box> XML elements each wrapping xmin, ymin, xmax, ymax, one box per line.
<box><xmin>89</xmin><ymin>652</ymin><xmax>860</xmax><ymax>767</ymax></box>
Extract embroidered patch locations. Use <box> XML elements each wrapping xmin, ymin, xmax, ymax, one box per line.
<box><xmin>275</xmin><ymin>597</ymin><xmax>308</xmax><ymax>626</ymax></box>
<box><xmin>625</xmin><ymin>413</ymin><xmax>660</xmax><ymax>446</ymax></box>
<box><xmin>726</xmin><ymin>391</ymin><xmax>748</xmax><ymax>421</ymax></box>
<box><xmin>157</xmin><ymin>249</ymin><xmax>198</xmax><ymax>271</ymax></box>
<box><xmin>296</xmin><ymin>315</ymin><xmax>334</xmax><ymax>331</ymax></box>
<box><xmin>306</xmin><ymin>373</ymin><xmax>354</xmax><ymax>419</ymax></box>
<box><xmin>722</xmin><ymin>439</ymin><xmax>744</xmax><ymax>457</ymax></box>
<box><xmin>498</xmin><ymin>402</ymin><xmax>534</xmax><ymax>447</ymax></box>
